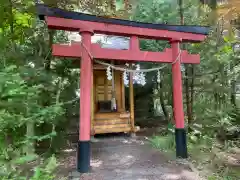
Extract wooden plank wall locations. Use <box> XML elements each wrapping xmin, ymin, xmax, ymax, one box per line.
<box><xmin>94</xmin><ymin>70</ymin><xmax>124</xmax><ymax>112</ymax></box>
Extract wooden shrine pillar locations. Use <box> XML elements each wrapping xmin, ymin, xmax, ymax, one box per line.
<box><xmin>171</xmin><ymin>39</ymin><xmax>187</xmax><ymax>158</ymax></box>
<box><xmin>129</xmin><ymin>65</ymin><xmax>134</xmax><ymax>132</ymax></box>
<box><xmin>129</xmin><ymin>36</ymin><xmax>139</xmax><ymax>132</ymax></box>
<box><xmin>78</xmin><ymin>29</ymin><xmax>94</xmax><ymax>173</ymax></box>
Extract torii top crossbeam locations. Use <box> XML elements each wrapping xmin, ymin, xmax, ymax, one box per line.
<box><xmin>36</xmin><ymin>3</ymin><xmax>209</xmax><ymax>173</ymax></box>
<box><xmin>36</xmin><ymin>4</ymin><xmax>209</xmax><ymax>64</ymax></box>
<box><xmin>37</xmin><ymin>4</ymin><xmax>208</xmax><ymax>42</ymax></box>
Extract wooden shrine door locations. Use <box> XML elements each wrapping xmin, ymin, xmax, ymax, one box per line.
<box><xmin>94</xmin><ymin>70</ymin><xmax>125</xmax><ymax>113</ymax></box>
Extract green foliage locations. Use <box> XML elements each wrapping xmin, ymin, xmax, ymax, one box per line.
<box><xmin>30</xmin><ymin>156</ymin><xmax>58</xmax><ymax>180</ymax></box>
<box><xmin>0</xmin><ymin>155</ymin><xmax>58</xmax><ymax>180</ymax></box>
<box><xmin>0</xmin><ymin>62</ymin><xmax>64</xmax><ymax>178</ymax></box>
<box><xmin>133</xmin><ymin>0</ymin><xmax>240</xmax><ymax>140</ymax></box>
<box><xmin>0</xmin><ymin>0</ymin><xmax>78</xmax><ymax>178</ymax></box>
<box><xmin>135</xmin><ymin>0</ymin><xmax>240</xmax><ymax>179</ymax></box>
<box><xmin>150</xmin><ymin>134</ymin><xmax>175</xmax><ymax>152</ymax></box>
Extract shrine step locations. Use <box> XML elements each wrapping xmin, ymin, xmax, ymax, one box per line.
<box><xmin>93</xmin><ymin>123</ymin><xmax>131</xmax><ymax>134</ymax></box>
<box><xmin>94</xmin><ymin>112</ymin><xmax>130</xmax><ymax>120</ymax></box>
<box><xmin>94</xmin><ymin>118</ymin><xmax>129</xmax><ymax>125</ymax></box>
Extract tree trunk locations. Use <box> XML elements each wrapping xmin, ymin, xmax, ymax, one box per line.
<box><xmin>212</xmin><ymin>75</ymin><xmax>219</xmax><ymax>109</ymax></box>
<box><xmin>8</xmin><ymin>0</ymin><xmax>15</xmax><ymax>50</ymax></box>
<box><xmin>159</xmin><ymin>79</ymin><xmax>170</xmax><ymax>122</ymax></box>
<box><xmin>190</xmin><ymin>64</ymin><xmax>195</xmax><ymax>123</ymax></box>
<box><xmin>45</xmin><ymin>30</ymin><xmax>54</xmax><ymax>71</ymax></box>
<box><xmin>178</xmin><ymin>0</ymin><xmax>193</xmax><ymax>125</ymax></box>
<box><xmin>8</xmin><ymin>0</ymin><xmax>14</xmax><ymax>36</ymax></box>
<box><xmin>168</xmin><ymin>74</ymin><xmax>173</xmax><ymax>106</ymax></box>
<box><xmin>230</xmin><ymin>61</ymin><xmax>237</xmax><ymax>107</ymax></box>
<box><xmin>230</xmin><ymin>81</ymin><xmax>236</xmax><ymax>107</ymax></box>
<box><xmin>110</xmin><ymin>0</ymin><xmax>116</xmax><ymax>15</ymax></box>
<box><xmin>26</xmin><ymin>121</ymin><xmax>35</xmax><ymax>155</ymax></box>
<box><xmin>178</xmin><ymin>0</ymin><xmax>184</xmax><ymax>25</ymax></box>
<box><xmin>124</xmin><ymin>0</ymin><xmax>131</xmax><ymax>11</ymax></box>
<box><xmin>184</xmin><ymin>65</ymin><xmax>193</xmax><ymax>124</ymax></box>
<box><xmin>42</xmin><ymin>29</ymin><xmax>54</xmax><ymax>108</ymax></box>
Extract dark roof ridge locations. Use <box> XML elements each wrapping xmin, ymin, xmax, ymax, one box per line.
<box><xmin>36</xmin><ymin>4</ymin><xmax>209</xmax><ymax>35</ymax></box>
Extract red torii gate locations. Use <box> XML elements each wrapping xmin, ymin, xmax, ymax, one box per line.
<box><xmin>37</xmin><ymin>4</ymin><xmax>209</xmax><ymax>173</ymax></box>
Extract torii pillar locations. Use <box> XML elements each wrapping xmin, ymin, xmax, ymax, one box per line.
<box><xmin>77</xmin><ymin>29</ymin><xmax>94</xmax><ymax>173</ymax></box>
<box><xmin>171</xmin><ymin>39</ymin><xmax>187</xmax><ymax>158</ymax></box>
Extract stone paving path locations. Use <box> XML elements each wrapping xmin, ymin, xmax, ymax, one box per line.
<box><xmin>67</xmin><ymin>136</ymin><xmax>202</xmax><ymax>180</ymax></box>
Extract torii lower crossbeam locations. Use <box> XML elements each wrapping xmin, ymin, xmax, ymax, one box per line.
<box><xmin>52</xmin><ymin>43</ymin><xmax>200</xmax><ymax>64</ymax></box>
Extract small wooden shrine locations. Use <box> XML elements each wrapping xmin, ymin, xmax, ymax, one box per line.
<box><xmin>91</xmin><ymin>62</ymin><xmax>135</xmax><ymax>135</ymax></box>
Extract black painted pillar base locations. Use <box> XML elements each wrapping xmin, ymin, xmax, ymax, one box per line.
<box><xmin>175</xmin><ymin>128</ymin><xmax>188</xmax><ymax>158</ymax></box>
<box><xmin>77</xmin><ymin>141</ymin><xmax>90</xmax><ymax>173</ymax></box>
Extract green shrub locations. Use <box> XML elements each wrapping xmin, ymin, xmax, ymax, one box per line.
<box><xmin>150</xmin><ymin>133</ymin><xmax>175</xmax><ymax>152</ymax></box>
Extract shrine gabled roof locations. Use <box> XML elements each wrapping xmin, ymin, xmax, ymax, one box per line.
<box><xmin>36</xmin><ymin>4</ymin><xmax>209</xmax><ymax>36</ymax></box>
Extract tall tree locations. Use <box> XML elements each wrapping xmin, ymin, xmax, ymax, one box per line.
<box><xmin>178</xmin><ymin>0</ymin><xmax>193</xmax><ymax>126</ymax></box>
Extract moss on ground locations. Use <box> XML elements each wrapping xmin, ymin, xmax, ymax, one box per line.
<box><xmin>150</xmin><ymin>134</ymin><xmax>240</xmax><ymax>180</ymax></box>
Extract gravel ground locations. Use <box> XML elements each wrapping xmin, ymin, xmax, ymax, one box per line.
<box><xmin>58</xmin><ymin>135</ymin><xmax>202</xmax><ymax>180</ymax></box>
